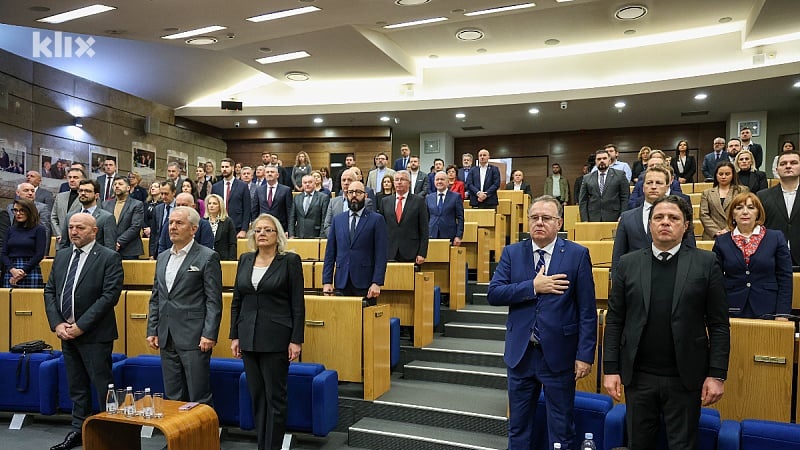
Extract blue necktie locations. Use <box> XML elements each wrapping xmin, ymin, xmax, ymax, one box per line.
<box><xmin>532</xmin><ymin>249</ymin><xmax>546</xmax><ymax>343</ymax></box>
<box><xmin>437</xmin><ymin>193</ymin><xmax>444</xmax><ymax>213</ymax></box>
<box><xmin>350</xmin><ymin>213</ymin><xmax>357</xmax><ymax>243</ymax></box>
<box><xmin>61</xmin><ymin>248</ymin><xmax>82</xmax><ymax>322</ymax></box>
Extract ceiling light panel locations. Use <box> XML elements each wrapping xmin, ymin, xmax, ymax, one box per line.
<box><xmin>247</xmin><ymin>6</ymin><xmax>321</xmax><ymax>23</ymax></box>
<box><xmin>38</xmin><ymin>4</ymin><xmax>115</xmax><ymax>24</ymax></box>
<box><xmin>464</xmin><ymin>3</ymin><xmax>535</xmax><ymax>17</ymax></box>
<box><xmin>256</xmin><ymin>51</ymin><xmax>311</xmax><ymax>65</ymax></box>
<box><xmin>162</xmin><ymin>26</ymin><xmax>226</xmax><ymax>40</ymax></box>
<box><xmin>384</xmin><ymin>17</ymin><xmax>448</xmax><ymax>29</ymax></box>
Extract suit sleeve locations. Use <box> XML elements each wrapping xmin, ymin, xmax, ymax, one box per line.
<box><xmin>51</xmin><ymin>198</ymin><xmax>61</xmax><ymax>238</ymax></box>
<box><xmin>288</xmin><ymin>197</ymin><xmax>298</xmax><ymax>237</ymax></box>
<box><xmin>685</xmin><ymin>156</ymin><xmax>696</xmax><ymax>181</ymax></box>
<box><xmin>250</xmin><ymin>187</ymin><xmax>261</xmax><ymax>223</ymax></box>
<box><xmin>229</xmin><ymin>254</ymin><xmax>245</xmax><ymax>340</ymax></box>
<box><xmin>485</xmin><ymin>167</ymin><xmax>500</xmax><ymax>195</ymax></box>
<box><xmin>455</xmin><ymin>197</ymin><xmax>464</xmax><ymax>239</ymax></box>
<box><xmin>704</xmin><ymin>255</ymin><xmax>730</xmax><ymax>380</ymax></box>
<box><xmin>322</xmin><ymin>199</ymin><xmax>335</xmax><ymax>238</ymax></box>
<box><xmin>611</xmin><ymin>213</ymin><xmax>630</xmax><ymax>270</ymax></box>
<box><xmin>147</xmin><ymin>257</ymin><xmax>162</xmax><ymax>336</ymax></box>
<box><xmin>118</xmin><ymin>201</ymin><xmax>144</xmax><ymax>248</ymax></box>
<box><xmin>618</xmin><ymin>175</ymin><xmax>630</xmax><ymax>212</ymax></box>
<box><xmin>575</xmin><ymin>246</ymin><xmax>598</xmax><ymax>364</ymax></box>
<box><xmin>773</xmin><ymin>232</ymin><xmax>794</xmax><ymax>315</ymax></box>
<box><xmin>44</xmin><ymin>251</ymin><xmax>65</xmax><ymax>330</ymax></box>
<box><xmin>322</xmin><ymin>217</ymin><xmax>337</xmax><ymax>284</ymax></box>
<box><xmin>603</xmin><ymin>253</ymin><xmax>629</xmax><ymax>374</ymax></box>
<box><xmin>202</xmin><ymin>250</ymin><xmax>223</xmax><ymax>341</ymax></box>
<box><xmin>465</xmin><ymin>171</ymin><xmax>479</xmax><ymax>197</ymax></box>
<box><xmin>224</xmin><ymin>219</ymin><xmax>237</xmax><ymax>260</ymax></box>
<box><xmin>284</xmin><ymin>189</ymin><xmax>295</xmax><ymax>231</ymax></box>
<box><xmin>486</xmin><ymin>246</ymin><xmax>536</xmax><ymax>306</ymax></box>
<box><xmin>288</xmin><ymin>253</ymin><xmax>305</xmax><ymax>344</ymax></box>
<box><xmin>578</xmin><ymin>179</ymin><xmax>589</xmax><ymax>221</ymax></box>
<box><xmin>75</xmin><ymin>250</ymin><xmax>123</xmax><ymax>334</ymax></box>
<box><xmin>628</xmin><ymin>180</ymin><xmax>643</xmax><ymax>209</ymax></box>
<box><xmin>417</xmin><ymin>200</ymin><xmax>429</xmax><ymax>258</ymax></box>
<box><xmin>702</xmin><ymin>156</ymin><xmax>712</xmax><ymax>180</ymax></box>
<box><xmin>372</xmin><ymin>217</ymin><xmax>388</xmax><ymax>286</ymax></box>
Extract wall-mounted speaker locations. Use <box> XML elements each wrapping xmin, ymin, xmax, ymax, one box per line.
<box><xmin>145</xmin><ymin>115</ymin><xmax>160</xmax><ymax>134</ymax></box>
<box><xmin>221</xmin><ymin>100</ymin><xmax>243</xmax><ymax>111</ymax></box>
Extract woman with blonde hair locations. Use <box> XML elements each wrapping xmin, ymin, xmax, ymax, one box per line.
<box><xmin>631</xmin><ymin>146</ymin><xmax>650</xmax><ymax>183</ymax></box>
<box><xmin>735</xmin><ymin>149</ymin><xmax>767</xmax><ymax>193</ymax></box>
<box><xmin>205</xmin><ymin>193</ymin><xmax>237</xmax><ymax>260</ymax></box>
<box><xmin>311</xmin><ymin>170</ymin><xmax>330</xmax><ymax>195</ymax></box>
<box><xmin>292</xmin><ymin>152</ymin><xmax>312</xmax><ymax>192</ymax></box>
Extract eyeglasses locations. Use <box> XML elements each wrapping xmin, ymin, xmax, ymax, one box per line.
<box><xmin>77</xmin><ymin>189</ymin><xmax>95</xmax><ymax>194</ymax></box>
<box><xmin>252</xmin><ymin>228</ymin><xmax>277</xmax><ymax>234</ymax></box>
<box><xmin>345</xmin><ymin>190</ymin><xmax>366</xmax><ymax>196</ymax></box>
<box><xmin>528</xmin><ymin>215</ymin><xmax>560</xmax><ymax>223</ymax></box>
<box><xmin>11</xmin><ymin>208</ymin><xmax>26</xmax><ymax>214</ymax></box>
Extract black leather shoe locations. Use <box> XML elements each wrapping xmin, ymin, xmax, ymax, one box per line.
<box><xmin>50</xmin><ymin>431</ymin><xmax>82</xmax><ymax>450</ymax></box>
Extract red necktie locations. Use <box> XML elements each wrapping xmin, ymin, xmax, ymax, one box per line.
<box><xmin>267</xmin><ymin>185</ymin><xmax>274</xmax><ymax>207</ymax></box>
<box><xmin>225</xmin><ymin>181</ymin><xmax>231</xmax><ymax>208</ymax></box>
<box><xmin>395</xmin><ymin>196</ymin><xmax>404</xmax><ymax>222</ymax></box>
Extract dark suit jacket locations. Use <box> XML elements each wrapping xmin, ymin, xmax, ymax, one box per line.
<box><xmin>604</xmin><ymin>246</ymin><xmax>730</xmax><ymax>390</ymax></box>
<box><xmin>702</xmin><ymin>151</ymin><xmax>729</xmax><ymax>180</ymax></box>
<box><xmin>229</xmin><ymin>252</ymin><xmax>304</xmax><ymax>352</ymax></box>
<box><xmin>487</xmin><ymin>238</ymin><xmax>597</xmax><ymax>372</ymax></box>
<box><xmin>97</xmin><ymin>173</ymin><xmax>118</xmax><ymax>202</ymax></box>
<box><xmin>212</xmin><ymin>178</ymin><xmax>251</xmax><ymax>233</ymax></box>
<box><xmin>147</xmin><ymin>242</ymin><xmax>222</xmax><ymax>350</ymax></box>
<box><xmin>504</xmin><ymin>182</ymin><xmax>532</xmax><ymax>198</ymax></box>
<box><xmin>573</xmin><ymin>175</ymin><xmax>584</xmax><ymax>206</ymax></box>
<box><xmin>393</xmin><ymin>157</ymin><xmax>409</xmax><ymax>172</ymax></box>
<box><xmin>158</xmin><ymin>217</ymin><xmax>215</xmax><ymax>255</ymax></box>
<box><xmin>289</xmin><ymin>191</ymin><xmax>330</xmax><ymax>238</ymax></box>
<box><xmin>149</xmin><ymin>202</ymin><xmax>174</xmax><ymax>258</ymax></box>
<box><xmin>35</xmin><ymin>187</ymin><xmax>54</xmax><ymax>208</ymax></box>
<box><xmin>101</xmin><ymin>197</ymin><xmax>144</xmax><ymax>258</ymax></box>
<box><xmin>381</xmin><ymin>193</ymin><xmax>429</xmax><ymax>261</ymax></box>
<box><xmin>712</xmin><ymin>229</ymin><xmax>792</xmax><ymax>318</ymax></box>
<box><xmin>212</xmin><ymin>217</ymin><xmax>237</xmax><ymax>261</ymax></box>
<box><xmin>426</xmin><ymin>190</ymin><xmax>464</xmax><ymax>241</ymax></box>
<box><xmin>409</xmin><ymin>171</ymin><xmax>428</xmax><ymax>196</ymax></box>
<box><xmin>628</xmin><ymin>177</ymin><xmax>688</xmax><ymax>209</ymax></box>
<box><xmin>578</xmin><ymin>168</ymin><xmax>629</xmax><ymax>221</ymax></box>
<box><xmin>322</xmin><ymin>209</ymin><xmax>387</xmax><ymax>290</ymax></box>
<box><xmin>744</xmin><ymin>142</ymin><xmax>764</xmax><ymax>169</ymax></box>
<box><xmin>252</xmin><ymin>183</ymin><xmax>294</xmax><ymax>232</ymax></box>
<box><xmin>612</xmin><ymin>205</ymin><xmax>697</xmax><ymax>269</ymax></box>
<box><xmin>44</xmin><ymin>242</ymin><xmax>124</xmax><ymax>342</ymax></box>
<box><xmin>737</xmin><ymin>170</ymin><xmax>768</xmax><ymax>194</ymax></box>
<box><xmin>671</xmin><ymin>155</ymin><xmax>697</xmax><ymax>182</ymax></box>
<box><xmin>758</xmin><ymin>185</ymin><xmax>800</xmax><ymax>265</ymax></box>
<box><xmin>465</xmin><ymin>165</ymin><xmax>501</xmax><ymax>208</ymax></box>
<box><xmin>60</xmin><ymin>207</ymin><xmax>118</xmax><ymax>250</ymax></box>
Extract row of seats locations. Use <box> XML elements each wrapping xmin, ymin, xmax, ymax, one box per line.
<box><xmin>0</xmin><ymin>352</ymin><xmax>339</xmax><ymax>437</ymax></box>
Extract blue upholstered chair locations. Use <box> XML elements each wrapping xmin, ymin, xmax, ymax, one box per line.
<box><xmin>603</xmin><ymin>404</ymin><xmax>723</xmax><ymax>450</ymax></box>
<box><xmin>717</xmin><ymin>419</ymin><xmax>800</xmax><ymax>450</ymax></box>
<box><xmin>0</xmin><ymin>350</ymin><xmax>61</xmax><ymax>413</ymax></box>
<box><xmin>532</xmin><ymin>391</ymin><xmax>614</xmax><ymax>450</ymax></box>
<box><xmin>39</xmin><ymin>353</ymin><xmax>126</xmax><ymax>415</ymax></box>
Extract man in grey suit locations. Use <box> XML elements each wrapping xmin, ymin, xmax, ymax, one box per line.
<box><xmin>147</xmin><ymin>206</ymin><xmax>222</xmax><ymax>405</ymax></box>
<box><xmin>322</xmin><ymin>169</ymin><xmax>374</xmax><ymax>237</ymax></box>
<box><xmin>408</xmin><ymin>156</ymin><xmax>428</xmax><ymax>197</ymax></box>
<box><xmin>27</xmin><ymin>170</ymin><xmax>54</xmax><ymax>208</ymax></box>
<box><xmin>59</xmin><ymin>179</ymin><xmax>117</xmax><ymax>250</ymax></box>
<box><xmin>51</xmin><ymin>167</ymin><xmax>86</xmax><ymax>246</ymax></box>
<box><xmin>289</xmin><ymin>175</ymin><xmax>330</xmax><ymax>238</ymax></box>
<box><xmin>7</xmin><ymin>182</ymin><xmax>51</xmax><ymax>238</ymax></box>
<box><xmin>579</xmin><ymin>149</ymin><xmax>630</xmax><ymax>222</ymax></box>
<box><xmin>101</xmin><ymin>177</ymin><xmax>144</xmax><ymax>259</ymax></box>
<box><xmin>44</xmin><ymin>213</ymin><xmax>124</xmax><ymax>450</ymax></box>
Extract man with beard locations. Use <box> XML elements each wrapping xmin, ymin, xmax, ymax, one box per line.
<box><xmin>322</xmin><ymin>181</ymin><xmax>387</xmax><ymax>298</ymax></box>
<box><xmin>60</xmin><ymin>179</ymin><xmax>117</xmax><ymax>250</ymax></box>
<box><xmin>323</xmin><ymin>169</ymin><xmax>374</xmax><ymax>237</ymax></box>
<box><xmin>579</xmin><ymin>149</ymin><xmax>629</xmax><ymax>222</ymax></box>
<box><xmin>544</xmin><ymin>163</ymin><xmax>569</xmax><ymax>205</ymax></box>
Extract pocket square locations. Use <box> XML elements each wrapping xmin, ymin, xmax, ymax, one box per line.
<box><xmin>188</xmin><ymin>266</ymin><xmax>201</xmax><ymax>272</ymax></box>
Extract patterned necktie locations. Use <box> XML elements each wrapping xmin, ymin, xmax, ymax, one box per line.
<box><xmin>267</xmin><ymin>186</ymin><xmax>274</xmax><ymax>207</ymax></box>
<box><xmin>303</xmin><ymin>194</ymin><xmax>311</xmax><ymax>214</ymax></box>
<box><xmin>61</xmin><ymin>248</ymin><xmax>82</xmax><ymax>323</ymax></box>
<box><xmin>532</xmin><ymin>249</ymin><xmax>547</xmax><ymax>344</ymax></box>
<box><xmin>599</xmin><ymin>172</ymin><xmax>606</xmax><ymax>195</ymax></box>
<box><xmin>659</xmin><ymin>251</ymin><xmax>671</xmax><ymax>262</ymax></box>
<box><xmin>350</xmin><ymin>213</ymin><xmax>357</xmax><ymax>242</ymax></box>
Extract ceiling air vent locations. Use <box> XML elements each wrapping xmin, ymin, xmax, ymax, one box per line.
<box><xmin>461</xmin><ymin>125</ymin><xmax>484</xmax><ymax>131</ymax></box>
<box><xmin>680</xmin><ymin>111</ymin><xmax>709</xmax><ymax>117</ymax></box>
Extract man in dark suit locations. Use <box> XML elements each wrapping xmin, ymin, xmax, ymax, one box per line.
<box><xmin>96</xmin><ymin>158</ymin><xmax>118</xmax><ymax>202</ymax></box>
<box><xmin>149</xmin><ymin>181</ymin><xmax>176</xmax><ymax>259</ymax></box>
<box><xmin>393</xmin><ymin>144</ymin><xmax>411</xmax><ymax>171</ymax></box>
<box><xmin>60</xmin><ymin>179</ymin><xmax>117</xmax><ymax>250</ymax></box>
<box><xmin>101</xmin><ymin>177</ymin><xmax>144</xmax><ymax>259</ymax></box>
<box><xmin>603</xmin><ymin>195</ymin><xmax>729</xmax><ymax>450</ymax></box>
<box><xmin>701</xmin><ymin>137</ymin><xmax>728</xmax><ymax>180</ymax></box>
<box><xmin>627</xmin><ymin>151</ymin><xmax>689</xmax><ymax>209</ymax></box>
<box><xmin>758</xmin><ymin>150</ymin><xmax>800</xmax><ymax>265</ymax></box>
<box><xmin>157</xmin><ymin>193</ymin><xmax>215</xmax><ymax>254</ymax></box>
<box><xmin>466</xmin><ymin>149</ymin><xmax>501</xmax><ymax>208</ymax></box>
<box><xmin>488</xmin><ymin>195</ymin><xmax>596</xmax><ymax>449</ymax></box>
<box><xmin>579</xmin><ymin>149</ymin><xmax>629</xmax><ymax>221</ymax></box>
<box><xmin>612</xmin><ymin>166</ymin><xmax>696</xmax><ymax>269</ymax></box>
<box><xmin>427</xmin><ymin>171</ymin><xmax>464</xmax><ymax>245</ymax></box>
<box><xmin>407</xmin><ymin>156</ymin><xmax>428</xmax><ymax>196</ymax></box>
<box><xmin>289</xmin><ymin>174</ymin><xmax>330</xmax><ymax>238</ymax></box>
<box><xmin>457</xmin><ymin>152</ymin><xmax>473</xmax><ymax>183</ymax></box>
<box><xmin>426</xmin><ymin>158</ymin><xmax>445</xmax><ymax>194</ymax></box>
<box><xmin>323</xmin><ymin>169</ymin><xmax>374</xmax><ymax>237</ymax></box>
<box><xmin>212</xmin><ymin>157</ymin><xmax>251</xmax><ymax>238</ymax></box>
<box><xmin>322</xmin><ymin>181</ymin><xmax>387</xmax><ymax>298</ymax></box>
<box><xmin>52</xmin><ymin>167</ymin><xmax>85</xmax><ymax>246</ymax></box>
<box><xmin>27</xmin><ymin>170</ymin><xmax>54</xmax><ymax>207</ymax></box>
<box><xmin>44</xmin><ymin>213</ymin><xmax>124</xmax><ymax>450</ymax></box>
<box><xmin>573</xmin><ymin>164</ymin><xmax>588</xmax><ymax>206</ymax></box>
<box><xmin>147</xmin><ymin>206</ymin><xmax>222</xmax><ymax>406</ymax></box>
<box><xmin>166</xmin><ymin>161</ymin><xmax>185</xmax><ymax>191</ymax></box>
<box><xmin>332</xmin><ymin>153</ymin><xmax>356</xmax><ymax>194</ymax></box>
<box><xmin>252</xmin><ymin>165</ymin><xmax>294</xmax><ymax>233</ymax></box>
<box><xmin>381</xmin><ymin>170</ymin><xmax>429</xmax><ymax>263</ymax></box>
<box><xmin>740</xmin><ymin>127</ymin><xmax>763</xmax><ymax>169</ymax></box>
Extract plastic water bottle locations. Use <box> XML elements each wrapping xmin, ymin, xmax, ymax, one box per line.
<box><xmin>582</xmin><ymin>432</ymin><xmax>597</xmax><ymax>450</ymax></box>
<box><xmin>123</xmin><ymin>386</ymin><xmax>135</xmax><ymax>417</ymax></box>
<box><xmin>142</xmin><ymin>388</ymin><xmax>154</xmax><ymax>419</ymax></box>
<box><xmin>105</xmin><ymin>384</ymin><xmax>117</xmax><ymax>414</ymax></box>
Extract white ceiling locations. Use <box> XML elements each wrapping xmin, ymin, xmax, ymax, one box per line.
<box><xmin>0</xmin><ymin>0</ymin><xmax>799</xmax><ymax>136</ymax></box>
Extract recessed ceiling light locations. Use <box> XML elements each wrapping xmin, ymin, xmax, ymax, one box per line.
<box><xmin>256</xmin><ymin>51</ymin><xmax>311</xmax><ymax>65</ymax></box>
<box><xmin>247</xmin><ymin>6</ymin><xmax>320</xmax><ymax>23</ymax></box>
<box><xmin>456</xmin><ymin>28</ymin><xmax>485</xmax><ymax>41</ymax></box>
<box><xmin>694</xmin><ymin>93</ymin><xmax>708</xmax><ymax>100</ymax></box>
<box><xmin>162</xmin><ymin>26</ymin><xmax>226</xmax><ymax>40</ymax></box>
<box><xmin>395</xmin><ymin>0</ymin><xmax>431</xmax><ymax>5</ymax></box>
<box><xmin>528</xmin><ymin>107</ymin><xmax>540</xmax><ymax>114</ymax></box>
<box><xmin>380</xmin><ymin>116</ymin><xmax>391</xmax><ymax>122</ymax></box>
<box><xmin>465</xmin><ymin>3</ymin><xmax>535</xmax><ymax>17</ymax></box>
<box><xmin>247</xmin><ymin>119</ymin><xmax>258</xmax><ymax>125</ymax></box>
<box><xmin>614</xmin><ymin>5</ymin><xmax>648</xmax><ymax>20</ymax></box>
<box><xmin>555</xmin><ymin>0</ymin><xmax>574</xmax><ymax>2</ymax></box>
<box><xmin>793</xmin><ymin>81</ymin><xmax>800</xmax><ymax>88</ymax></box>
<box><xmin>285</xmin><ymin>71</ymin><xmax>310</xmax><ymax>81</ymax></box>
<box><xmin>313</xmin><ymin>117</ymin><xmax>324</xmax><ymax>124</ymax></box>
<box><xmin>545</xmin><ymin>39</ymin><xmax>560</xmax><ymax>45</ymax></box>
<box><xmin>614</xmin><ymin>101</ymin><xmax>626</xmax><ymax>108</ymax></box>
<box><xmin>718</xmin><ymin>17</ymin><xmax>732</xmax><ymax>23</ymax></box>
<box><xmin>185</xmin><ymin>37</ymin><xmax>218</xmax><ymax>45</ymax></box>
<box><xmin>384</xmin><ymin>17</ymin><xmax>447</xmax><ymax>29</ymax></box>
<box><xmin>38</xmin><ymin>4</ymin><xmax>115</xmax><ymax>24</ymax></box>
<box><xmin>455</xmin><ymin>113</ymin><xmax>466</xmax><ymax>119</ymax></box>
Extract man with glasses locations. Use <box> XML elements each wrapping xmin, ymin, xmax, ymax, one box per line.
<box><xmin>488</xmin><ymin>195</ymin><xmax>596</xmax><ymax>450</ymax></box>
<box><xmin>323</xmin><ymin>169</ymin><xmax>374</xmax><ymax>237</ymax></box>
<box><xmin>59</xmin><ymin>179</ymin><xmax>117</xmax><ymax>250</ymax></box>
<box><xmin>702</xmin><ymin>137</ymin><xmax>728</xmax><ymax>181</ymax></box>
<box><xmin>381</xmin><ymin>170</ymin><xmax>429</xmax><ymax>264</ymax></box>
<box><xmin>322</xmin><ymin>181</ymin><xmax>387</xmax><ymax>298</ymax></box>
<box><xmin>366</xmin><ymin>152</ymin><xmax>395</xmax><ymax>193</ymax></box>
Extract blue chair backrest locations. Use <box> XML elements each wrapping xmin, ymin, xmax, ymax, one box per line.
<box><xmin>741</xmin><ymin>420</ymin><xmax>800</xmax><ymax>450</ymax></box>
<box><xmin>534</xmin><ymin>391</ymin><xmax>614</xmax><ymax>449</ymax></box>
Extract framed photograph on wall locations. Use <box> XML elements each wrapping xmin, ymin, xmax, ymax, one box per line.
<box><xmin>737</xmin><ymin>120</ymin><xmax>760</xmax><ymax>137</ymax></box>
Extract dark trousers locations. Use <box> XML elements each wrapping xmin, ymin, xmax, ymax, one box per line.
<box><xmin>507</xmin><ymin>343</ymin><xmax>576</xmax><ymax>450</ymax></box>
<box><xmin>335</xmin><ymin>278</ymin><xmax>368</xmax><ymax>297</ymax></box>
<box><xmin>61</xmin><ymin>340</ymin><xmax>113</xmax><ymax>431</ymax></box>
<box><xmin>625</xmin><ymin>371</ymin><xmax>702</xmax><ymax>450</ymax></box>
<box><xmin>242</xmin><ymin>351</ymin><xmax>290</xmax><ymax>450</ymax></box>
<box><xmin>159</xmin><ymin>336</ymin><xmax>213</xmax><ymax>405</ymax></box>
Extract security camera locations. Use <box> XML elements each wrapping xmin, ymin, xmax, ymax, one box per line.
<box><xmin>234</xmin><ymin>121</ymin><xmax>240</xmax><ymax>128</ymax></box>
<box><xmin>560</xmin><ymin>101</ymin><xmax>568</xmax><ymax>110</ymax></box>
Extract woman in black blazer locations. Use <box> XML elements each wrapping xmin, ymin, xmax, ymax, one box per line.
<box><xmin>205</xmin><ymin>194</ymin><xmax>237</xmax><ymax>260</ymax></box>
<box><xmin>735</xmin><ymin>150</ymin><xmax>767</xmax><ymax>194</ymax></box>
<box><xmin>230</xmin><ymin>213</ymin><xmax>304</xmax><ymax>450</ymax></box>
<box><xmin>671</xmin><ymin>139</ymin><xmax>697</xmax><ymax>183</ymax></box>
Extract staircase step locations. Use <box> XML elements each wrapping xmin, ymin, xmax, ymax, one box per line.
<box><xmin>444</xmin><ymin>322</ymin><xmax>506</xmax><ymax>341</ymax></box>
<box><xmin>470</xmin><ymin>292</ymin><xmax>489</xmax><ymax>305</ymax></box>
<box><xmin>349</xmin><ymin>417</ymin><xmax>507</xmax><ymax>450</ymax></box>
<box><xmin>404</xmin><ymin>360</ymin><xmax>507</xmax><ymax>390</ymax></box>
<box><xmin>468</xmin><ymin>282</ymin><xmax>489</xmax><ymax>296</ymax></box>
<box><xmin>443</xmin><ymin>304</ymin><xmax>508</xmax><ymax>325</ymax></box>
<box><xmin>400</xmin><ymin>337</ymin><xmax>505</xmax><ymax>368</ymax></box>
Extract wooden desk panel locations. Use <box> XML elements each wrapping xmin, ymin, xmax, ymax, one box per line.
<box><xmin>793</xmin><ymin>274</ymin><xmax>800</xmax><ymax>309</ymax></box>
<box><xmin>125</xmin><ymin>291</ymin><xmax>159</xmax><ymax>356</ymax></box>
<box><xmin>693</xmin><ymin>220</ymin><xmax>704</xmax><ymax>239</ymax></box>
<box><xmin>449</xmin><ymin>246</ymin><xmax>467</xmax><ymax>310</ymax></box>
<box><xmin>221</xmin><ymin>261</ymin><xmax>237</xmax><ymax>288</ymax></box>
<box><xmin>493</xmin><ymin>214</ymin><xmax>507</xmax><ymax>255</ymax></box>
<box><xmin>464</xmin><ymin>209</ymin><xmax>496</xmax><ymax>227</ymax></box>
<box><xmin>476</xmin><ymin>228</ymin><xmax>492</xmax><ymax>283</ymax></box>
<box><xmin>592</xmin><ymin>268</ymin><xmax>610</xmax><ymax>301</ymax></box>
<box><xmin>237</xmin><ymin>239</ymin><xmax>248</xmax><ymax>258</ymax></box>
<box><xmin>319</xmin><ymin>239</ymin><xmax>327</xmax><ymax>258</ymax></box>
<box><xmin>462</xmin><ymin>222</ymin><xmax>478</xmax><ymax>243</ymax></box>
<box><xmin>563</xmin><ymin>205</ymin><xmax>580</xmax><ymax>236</ymax></box>
<box><xmin>574</xmin><ymin>222</ymin><xmax>617</xmax><ymax>242</ymax></box>
<box><xmin>211</xmin><ymin>293</ymin><xmax>233</xmax><ymax>359</ymax></box>
<box><xmin>383</xmin><ymin>263</ymin><xmax>415</xmax><ymax>290</ymax></box>
<box><xmin>123</xmin><ymin>261</ymin><xmax>156</xmax><ymax>286</ymax></box>
<box><xmin>578</xmin><ymin>241</ymin><xmax>614</xmax><ymax>268</ymax></box>
<box><xmin>687</xmin><ymin>193</ymin><xmax>701</xmax><ymax>206</ymax></box>
<box><xmin>286</xmin><ymin>239</ymin><xmax>320</xmax><ymax>260</ymax></box>
<box><xmin>363</xmin><ymin>304</ymin><xmax>391</xmax><ymax>401</ymax></box>
<box><xmin>0</xmin><ymin>289</ymin><xmax>10</xmax><ymax>353</ymax></box>
<box><xmin>696</xmin><ymin>240</ymin><xmax>715</xmax><ymax>251</ymax></box>
<box><xmin>426</xmin><ymin>240</ymin><xmax>452</xmax><ymax>263</ymax></box>
<box><xmin>303</xmin><ymin>296</ymin><xmax>363</xmax><ymax>382</ymax></box>
<box><xmin>41</xmin><ymin>258</ymin><xmax>53</xmax><ymax>281</ymax></box>
<box><xmin>302</xmin><ymin>262</ymin><xmax>314</xmax><ymax>290</ymax></box>
<box><xmin>313</xmin><ymin>262</ymin><xmax>324</xmax><ymax>289</ymax></box>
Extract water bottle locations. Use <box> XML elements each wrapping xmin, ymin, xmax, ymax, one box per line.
<box><xmin>143</xmin><ymin>388</ymin><xmax>154</xmax><ymax>419</ymax></box>
<box><xmin>105</xmin><ymin>384</ymin><xmax>117</xmax><ymax>414</ymax></box>
<box><xmin>554</xmin><ymin>444</ymin><xmax>562</xmax><ymax>450</ymax></box>
<box><xmin>581</xmin><ymin>432</ymin><xmax>597</xmax><ymax>450</ymax></box>
<box><xmin>123</xmin><ymin>386</ymin><xmax>135</xmax><ymax>417</ymax></box>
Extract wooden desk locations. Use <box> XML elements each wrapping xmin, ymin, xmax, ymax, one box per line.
<box><xmin>83</xmin><ymin>400</ymin><xmax>219</xmax><ymax>450</ymax></box>
<box><xmin>425</xmin><ymin>240</ymin><xmax>468</xmax><ymax>310</ymax></box>
<box><xmin>461</xmin><ymin>222</ymin><xmax>491</xmax><ymax>283</ymax></box>
<box><xmin>687</xmin><ymin>193</ymin><xmax>701</xmax><ymax>206</ymax></box>
<box><xmin>125</xmin><ymin>290</ymin><xmax>159</xmax><ymax>356</ymax></box>
<box><xmin>563</xmin><ymin>205</ymin><xmax>580</xmax><ymax>240</ymax></box>
<box><xmin>0</xmin><ymin>289</ymin><xmax>9</xmax><ymax>353</ymax></box>
<box><xmin>381</xmin><ymin>265</ymin><xmax>435</xmax><ymax>347</ymax></box>
<box><xmin>793</xmin><ymin>274</ymin><xmax>800</xmax><ymax>309</ymax></box>
<box><xmin>123</xmin><ymin>261</ymin><xmax>156</xmax><ymax>286</ymax></box>
<box><xmin>498</xmin><ymin>190</ymin><xmax>528</xmax><ymax>243</ymax></box>
<box><xmin>577</xmin><ymin>241</ymin><xmax>614</xmax><ymax>268</ymax></box>
<box><xmin>285</xmin><ymin>239</ymin><xmax>321</xmax><ymax>260</ymax></box>
<box><xmin>574</xmin><ymin>222</ymin><xmax>617</xmax><ymax>241</ymax></box>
